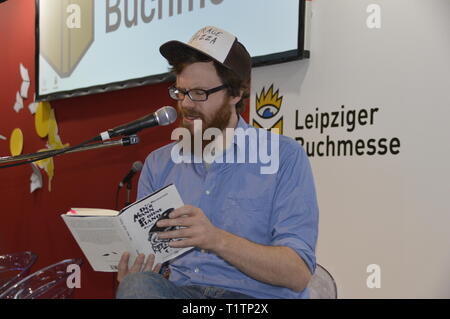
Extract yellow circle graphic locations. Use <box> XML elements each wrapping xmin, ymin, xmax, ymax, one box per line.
<box><xmin>35</xmin><ymin>101</ymin><xmax>51</xmax><ymax>138</ymax></box>
<box><xmin>10</xmin><ymin>128</ymin><xmax>24</xmax><ymax>156</ymax></box>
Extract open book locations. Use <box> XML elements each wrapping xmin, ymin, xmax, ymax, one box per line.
<box><xmin>61</xmin><ymin>184</ymin><xmax>193</xmax><ymax>272</ymax></box>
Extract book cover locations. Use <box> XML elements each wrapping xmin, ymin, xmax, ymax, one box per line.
<box><xmin>62</xmin><ymin>184</ymin><xmax>192</xmax><ymax>272</ymax></box>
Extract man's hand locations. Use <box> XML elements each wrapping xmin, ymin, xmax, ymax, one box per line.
<box><xmin>156</xmin><ymin>205</ymin><xmax>223</xmax><ymax>251</ymax></box>
<box><xmin>154</xmin><ymin>205</ymin><xmax>311</xmax><ymax>291</ymax></box>
<box><xmin>117</xmin><ymin>252</ymin><xmax>162</xmax><ymax>282</ymax></box>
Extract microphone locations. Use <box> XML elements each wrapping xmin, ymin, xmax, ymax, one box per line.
<box><xmin>100</xmin><ymin>106</ymin><xmax>177</xmax><ymax>141</ymax></box>
<box><xmin>119</xmin><ymin>161</ymin><xmax>143</xmax><ymax>188</ymax></box>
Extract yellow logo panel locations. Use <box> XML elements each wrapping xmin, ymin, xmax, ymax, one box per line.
<box><xmin>40</xmin><ymin>0</ymin><xmax>94</xmax><ymax>78</ymax></box>
<box><xmin>253</xmin><ymin>117</ymin><xmax>283</xmax><ymax>135</ymax></box>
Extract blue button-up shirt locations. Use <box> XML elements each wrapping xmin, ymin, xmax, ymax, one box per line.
<box><xmin>137</xmin><ymin>116</ymin><xmax>319</xmax><ymax>298</ymax></box>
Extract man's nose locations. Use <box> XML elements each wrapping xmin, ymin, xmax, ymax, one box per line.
<box><xmin>180</xmin><ymin>94</ymin><xmax>195</xmax><ymax>109</ymax></box>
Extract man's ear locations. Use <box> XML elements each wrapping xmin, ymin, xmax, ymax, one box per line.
<box><xmin>230</xmin><ymin>89</ymin><xmax>244</xmax><ymax>106</ymax></box>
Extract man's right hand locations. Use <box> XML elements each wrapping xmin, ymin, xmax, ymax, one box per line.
<box><xmin>117</xmin><ymin>252</ymin><xmax>162</xmax><ymax>282</ymax></box>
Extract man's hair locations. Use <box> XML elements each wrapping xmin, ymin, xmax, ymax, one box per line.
<box><xmin>170</xmin><ymin>50</ymin><xmax>250</xmax><ymax>114</ymax></box>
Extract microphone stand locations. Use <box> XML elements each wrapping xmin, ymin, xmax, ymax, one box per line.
<box><xmin>125</xmin><ymin>181</ymin><xmax>132</xmax><ymax>207</ymax></box>
<box><xmin>0</xmin><ymin>135</ymin><xmax>140</xmax><ymax>165</ymax></box>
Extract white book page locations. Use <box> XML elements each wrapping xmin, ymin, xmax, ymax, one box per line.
<box><xmin>61</xmin><ymin>215</ymin><xmax>134</xmax><ymax>272</ymax></box>
<box><xmin>69</xmin><ymin>208</ymin><xmax>120</xmax><ymax>216</ymax></box>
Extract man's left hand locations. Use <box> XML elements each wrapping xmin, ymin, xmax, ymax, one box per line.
<box><xmin>156</xmin><ymin>205</ymin><xmax>222</xmax><ymax>251</ymax></box>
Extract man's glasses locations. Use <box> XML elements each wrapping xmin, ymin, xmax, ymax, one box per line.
<box><xmin>168</xmin><ymin>84</ymin><xmax>228</xmax><ymax>102</ymax></box>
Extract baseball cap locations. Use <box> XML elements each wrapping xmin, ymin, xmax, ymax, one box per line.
<box><xmin>160</xmin><ymin>26</ymin><xmax>252</xmax><ymax>82</ymax></box>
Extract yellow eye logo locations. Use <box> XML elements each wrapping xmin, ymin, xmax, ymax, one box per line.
<box><xmin>256</xmin><ymin>85</ymin><xmax>283</xmax><ymax>119</ymax></box>
<box><xmin>253</xmin><ymin>85</ymin><xmax>284</xmax><ymax>135</ymax></box>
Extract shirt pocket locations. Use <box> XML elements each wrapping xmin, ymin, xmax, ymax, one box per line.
<box><xmin>218</xmin><ymin>194</ymin><xmax>271</xmax><ymax>240</ymax></box>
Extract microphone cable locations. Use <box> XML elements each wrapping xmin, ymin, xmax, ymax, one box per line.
<box><xmin>114</xmin><ymin>186</ymin><xmax>121</xmax><ymax>211</ymax></box>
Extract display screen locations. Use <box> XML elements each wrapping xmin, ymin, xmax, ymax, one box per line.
<box><xmin>36</xmin><ymin>0</ymin><xmax>307</xmax><ymax>101</ymax></box>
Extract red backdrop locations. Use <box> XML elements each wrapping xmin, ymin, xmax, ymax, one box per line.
<box><xmin>0</xmin><ymin>0</ymin><xmax>248</xmax><ymax>298</ymax></box>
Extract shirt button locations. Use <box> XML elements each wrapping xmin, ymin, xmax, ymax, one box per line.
<box><xmin>205</xmin><ymin>190</ymin><xmax>210</xmax><ymax>195</ymax></box>
<box><xmin>194</xmin><ymin>267</ymin><xmax>200</xmax><ymax>273</ymax></box>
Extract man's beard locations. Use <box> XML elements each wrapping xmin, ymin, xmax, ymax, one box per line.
<box><xmin>177</xmin><ymin>98</ymin><xmax>232</xmax><ymax>152</ymax></box>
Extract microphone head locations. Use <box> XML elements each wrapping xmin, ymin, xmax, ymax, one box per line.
<box><xmin>132</xmin><ymin>161</ymin><xmax>143</xmax><ymax>173</ymax></box>
<box><xmin>156</xmin><ymin>106</ymin><xmax>177</xmax><ymax>126</ymax></box>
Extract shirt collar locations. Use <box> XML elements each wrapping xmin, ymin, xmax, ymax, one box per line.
<box><xmin>230</xmin><ymin>115</ymin><xmax>250</xmax><ymax>159</ymax></box>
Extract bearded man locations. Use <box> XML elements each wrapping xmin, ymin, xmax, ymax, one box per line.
<box><xmin>116</xmin><ymin>26</ymin><xmax>319</xmax><ymax>299</ymax></box>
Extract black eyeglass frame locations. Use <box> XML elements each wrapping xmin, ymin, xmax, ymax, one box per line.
<box><xmin>168</xmin><ymin>84</ymin><xmax>229</xmax><ymax>102</ymax></box>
